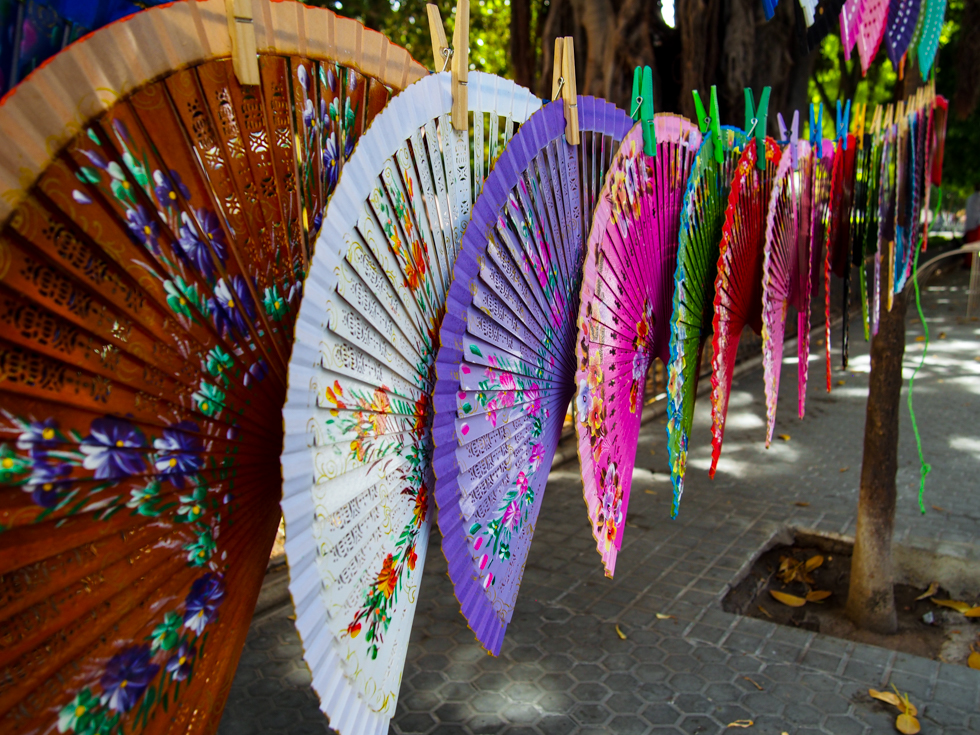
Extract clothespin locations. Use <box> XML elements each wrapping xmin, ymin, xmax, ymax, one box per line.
<box><xmin>777</xmin><ymin>110</ymin><xmax>800</xmax><ymax>170</ymax></box>
<box><xmin>426</xmin><ymin>4</ymin><xmax>451</xmax><ymax>72</ymax></box>
<box><xmin>451</xmin><ymin>0</ymin><xmax>469</xmax><ymax>132</ymax></box>
<box><xmin>693</xmin><ymin>86</ymin><xmax>723</xmax><ymax>164</ymax></box>
<box><xmin>870</xmin><ymin>104</ymin><xmax>882</xmax><ymax>135</ymax></box>
<box><xmin>852</xmin><ymin>103</ymin><xmax>867</xmax><ymax>148</ymax></box>
<box><xmin>809</xmin><ymin>102</ymin><xmax>823</xmax><ymax>158</ymax></box>
<box><xmin>745</xmin><ymin>87</ymin><xmax>771</xmax><ymax>169</ymax></box>
<box><xmin>552</xmin><ymin>37</ymin><xmax>580</xmax><ymax>145</ymax></box>
<box><xmin>631</xmin><ymin>66</ymin><xmax>656</xmax><ymax>156</ymax></box>
<box><xmin>426</xmin><ymin>1</ymin><xmax>467</xmax><ymax>131</ymax></box>
<box><xmin>225</xmin><ymin>0</ymin><xmax>260</xmax><ymax>85</ymax></box>
<box><xmin>836</xmin><ymin>98</ymin><xmax>851</xmax><ymax>149</ymax></box>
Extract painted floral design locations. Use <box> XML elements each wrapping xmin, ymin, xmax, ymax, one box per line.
<box><xmin>81</xmin><ymin>418</ymin><xmax>147</xmax><ymax>480</ymax></box>
<box><xmin>153</xmin><ymin>422</ymin><xmax>203</xmax><ymax>488</ymax></box>
<box><xmin>99</xmin><ymin>646</ymin><xmax>159</xmax><ymax>713</ymax></box>
<box><xmin>596</xmin><ymin>462</ymin><xmax>623</xmax><ymax>546</ymax></box>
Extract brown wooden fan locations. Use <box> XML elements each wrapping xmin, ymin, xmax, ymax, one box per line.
<box><xmin>0</xmin><ymin>1</ymin><xmax>424</xmax><ymax>733</ymax></box>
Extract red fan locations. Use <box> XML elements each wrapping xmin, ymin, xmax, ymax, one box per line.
<box><xmin>709</xmin><ymin>136</ymin><xmax>782</xmax><ymax>476</ymax></box>
<box><xmin>824</xmin><ymin>132</ymin><xmax>857</xmax><ymax>384</ymax></box>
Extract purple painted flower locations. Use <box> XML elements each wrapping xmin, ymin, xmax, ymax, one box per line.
<box><xmin>323</xmin><ymin>137</ymin><xmax>339</xmax><ymax>192</ymax></box>
<box><xmin>326</xmin><ymin>68</ymin><xmax>337</xmax><ymax>93</ymax></box>
<box><xmin>344</xmin><ymin>130</ymin><xmax>356</xmax><ymax>160</ymax></box>
<box><xmin>153</xmin><ymin>421</ymin><xmax>203</xmax><ymax>488</ymax></box>
<box><xmin>99</xmin><ymin>645</ymin><xmax>159</xmax><ymax>713</ymax></box>
<box><xmin>183</xmin><ymin>573</ymin><xmax>225</xmax><ymax>634</ymax></box>
<box><xmin>26</xmin><ymin>460</ymin><xmax>71</xmax><ymax>508</ymax></box>
<box><xmin>244</xmin><ymin>359</ymin><xmax>268</xmax><ymax>387</ymax></box>
<box><xmin>211</xmin><ymin>276</ymin><xmax>257</xmax><ymax>338</ymax></box>
<box><xmin>297</xmin><ymin>64</ymin><xmax>309</xmax><ymax>91</ymax></box>
<box><xmin>302</xmin><ymin>98</ymin><xmax>315</xmax><ymax>128</ymax></box>
<box><xmin>112</xmin><ymin>118</ymin><xmax>133</xmax><ymax>145</ymax></box>
<box><xmin>126</xmin><ymin>205</ymin><xmax>160</xmax><ymax>255</ymax></box>
<box><xmin>165</xmin><ymin>642</ymin><xmax>196</xmax><ymax>681</ymax></box>
<box><xmin>312</xmin><ymin>211</ymin><xmax>323</xmax><ymax>235</ymax></box>
<box><xmin>81</xmin><ymin>417</ymin><xmax>147</xmax><ymax>480</ymax></box>
<box><xmin>17</xmin><ymin>418</ymin><xmax>60</xmax><ymax>459</ymax></box>
<box><xmin>153</xmin><ymin>169</ymin><xmax>190</xmax><ymax>207</ymax></box>
<box><xmin>178</xmin><ymin>209</ymin><xmax>227</xmax><ymax>280</ymax></box>
<box><xmin>81</xmin><ymin>148</ymin><xmax>108</xmax><ymax>170</ymax></box>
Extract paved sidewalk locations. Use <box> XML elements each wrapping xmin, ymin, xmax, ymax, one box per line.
<box><xmin>219</xmin><ymin>267</ymin><xmax>980</xmax><ymax>735</ymax></box>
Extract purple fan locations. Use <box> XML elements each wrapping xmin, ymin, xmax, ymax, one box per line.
<box><xmin>885</xmin><ymin>0</ymin><xmax>922</xmax><ymax>69</ymax></box>
<box><xmin>432</xmin><ymin>98</ymin><xmax>633</xmax><ymax>654</ymax></box>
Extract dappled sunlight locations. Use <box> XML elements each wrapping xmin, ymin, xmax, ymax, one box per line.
<box><xmin>949</xmin><ymin>436</ymin><xmax>980</xmax><ymax>461</ymax></box>
<box><xmin>630</xmin><ymin>467</ymin><xmax>671</xmax><ymax>484</ymax></box>
<box><xmin>722</xmin><ymin>409</ymin><xmax>766</xmax><ymax>430</ymax></box>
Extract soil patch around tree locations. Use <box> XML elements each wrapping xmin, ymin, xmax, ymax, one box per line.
<box><xmin>723</xmin><ymin>535</ymin><xmax>980</xmax><ymax>665</ymax></box>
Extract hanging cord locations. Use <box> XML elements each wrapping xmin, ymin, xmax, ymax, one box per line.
<box><xmin>907</xmin><ymin>187</ymin><xmax>941</xmax><ymax>513</ymax></box>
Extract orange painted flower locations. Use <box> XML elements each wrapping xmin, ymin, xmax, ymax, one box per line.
<box><xmin>588</xmin><ymin>397</ymin><xmax>603</xmax><ymax>434</ymax></box>
<box><xmin>372</xmin><ymin>388</ymin><xmax>391</xmax><ymax>414</ymax></box>
<box><xmin>406</xmin><ymin>545</ymin><xmax>418</xmax><ymax>571</ymax></box>
<box><xmin>413</xmin><ymin>488</ymin><xmax>428</xmax><ymax>524</ymax></box>
<box><xmin>351</xmin><ymin>438</ymin><xmax>366</xmax><ymax>462</ymax></box>
<box><xmin>376</xmin><ymin>553</ymin><xmax>398</xmax><ymax>599</ymax></box>
<box><xmin>346</xmin><ymin>621</ymin><xmax>362</xmax><ymax>638</ymax></box>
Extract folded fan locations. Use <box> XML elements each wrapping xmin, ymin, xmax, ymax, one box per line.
<box><xmin>575</xmin><ymin>116</ymin><xmax>701</xmax><ymax>576</ymax></box>
<box><xmin>858</xmin><ymin>0</ymin><xmax>890</xmax><ymax>74</ymax></box>
<box><xmin>0</xmin><ymin>2</ymin><xmax>428</xmax><ymax>733</ymax></box>
<box><xmin>824</xmin><ymin>133</ymin><xmax>857</xmax><ymax>380</ymax></box>
<box><xmin>851</xmin><ymin>123</ymin><xmax>883</xmax><ymax>342</ymax></box>
<box><xmin>666</xmin><ymin>124</ymin><xmax>748</xmax><ymax>514</ymax></box>
<box><xmin>281</xmin><ymin>70</ymin><xmax>540</xmax><ymax>734</ymax></box>
<box><xmin>432</xmin><ymin>98</ymin><xmax>633</xmax><ymax>654</ymax></box>
<box><xmin>709</xmin><ymin>137</ymin><xmax>782</xmax><ymax>475</ymax></box>
<box><xmin>762</xmin><ymin>135</ymin><xmax>813</xmax><ymax>445</ymax></box>
<box><xmin>884</xmin><ymin>0</ymin><xmax>922</xmax><ymax>69</ymax></box>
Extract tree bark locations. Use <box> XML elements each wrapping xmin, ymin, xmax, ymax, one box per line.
<box><xmin>511</xmin><ymin>0</ymin><xmax>536</xmax><ymax>90</ymax></box>
<box><xmin>676</xmin><ymin>0</ymin><xmax>720</xmax><ymax>120</ymax></box>
<box><xmin>845</xmin><ymin>261</ymin><xmax>907</xmax><ymax>633</ymax></box>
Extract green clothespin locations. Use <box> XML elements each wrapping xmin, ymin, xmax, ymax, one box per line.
<box><xmin>744</xmin><ymin>86</ymin><xmax>771</xmax><ymax>170</ymax></box>
<box><xmin>640</xmin><ymin>66</ymin><xmax>656</xmax><ymax>156</ymax></box>
<box><xmin>810</xmin><ymin>102</ymin><xmax>823</xmax><ymax>159</ymax></box>
<box><xmin>836</xmin><ymin>98</ymin><xmax>852</xmax><ymax>150</ymax></box>
<box><xmin>693</xmin><ymin>85</ymin><xmax>723</xmax><ymax>163</ymax></box>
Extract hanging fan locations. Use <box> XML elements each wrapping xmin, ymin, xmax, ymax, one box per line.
<box><xmin>851</xmin><ymin>124</ymin><xmax>882</xmax><ymax>343</ymax></box>
<box><xmin>805</xmin><ymin>138</ymin><xmax>834</xmax><ymax>378</ymax></box>
<box><xmin>709</xmin><ymin>137</ymin><xmax>782</xmax><ymax>475</ymax></box>
<box><xmin>877</xmin><ymin>121</ymin><xmax>898</xmax><ymax>313</ymax></box>
<box><xmin>857</xmin><ymin>0</ymin><xmax>889</xmax><ymax>73</ymax></box>
<box><xmin>841</xmin><ymin>0</ymin><xmax>866</xmax><ymax>60</ymax></box>
<box><xmin>666</xmin><ymin>125</ymin><xmax>748</xmax><ymax>513</ymax></box>
<box><xmin>575</xmin><ymin>117</ymin><xmax>701</xmax><ymax>576</ymax></box>
<box><xmin>892</xmin><ymin>114</ymin><xmax>914</xmax><ymax>293</ymax></box>
<box><xmin>916</xmin><ymin>0</ymin><xmax>946</xmax><ymax>76</ymax></box>
<box><xmin>430</xmin><ymin>97</ymin><xmax>633</xmax><ymax>654</ymax></box>
<box><xmin>0</xmin><ymin>1</ymin><xmax>429</xmax><ymax>733</ymax></box>
<box><xmin>884</xmin><ymin>0</ymin><xmax>922</xmax><ymax>69</ymax></box>
<box><xmin>823</xmin><ymin>133</ymin><xmax>856</xmax><ymax>381</ymax></box>
<box><xmin>280</xmin><ymin>69</ymin><xmax>541</xmax><ymax>733</ymax></box>
<box><xmin>762</xmin><ymin>136</ymin><xmax>812</xmax><ymax>446</ymax></box>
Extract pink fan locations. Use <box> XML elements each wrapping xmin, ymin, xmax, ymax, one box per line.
<box><xmin>841</xmin><ymin>0</ymin><xmax>866</xmax><ymax>60</ymax></box>
<box><xmin>576</xmin><ymin>116</ymin><xmax>701</xmax><ymax>576</ymax></box>
<box><xmin>709</xmin><ymin>137</ymin><xmax>782</xmax><ymax>476</ymax></box>
<box><xmin>762</xmin><ymin>119</ymin><xmax>812</xmax><ymax>446</ymax></box>
<box><xmin>805</xmin><ymin>138</ymin><xmax>834</xmax><ymax>408</ymax></box>
<box><xmin>823</xmin><ymin>133</ymin><xmax>857</xmax><ymax>388</ymax></box>
<box><xmin>858</xmin><ymin>0</ymin><xmax>890</xmax><ymax>74</ymax></box>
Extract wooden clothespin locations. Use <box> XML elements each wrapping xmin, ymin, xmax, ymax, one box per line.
<box><xmin>777</xmin><ymin>111</ymin><xmax>800</xmax><ymax>170</ymax></box>
<box><xmin>809</xmin><ymin>102</ymin><xmax>823</xmax><ymax>159</ymax></box>
<box><xmin>836</xmin><ymin>98</ymin><xmax>851</xmax><ymax>149</ymax></box>
<box><xmin>426</xmin><ymin>4</ymin><xmax>451</xmax><ymax>72</ymax></box>
<box><xmin>870</xmin><ymin>104</ymin><xmax>883</xmax><ymax>135</ymax></box>
<box><xmin>745</xmin><ymin>87</ymin><xmax>770</xmax><ymax>169</ymax></box>
<box><xmin>693</xmin><ymin>86</ymin><xmax>723</xmax><ymax>164</ymax></box>
<box><xmin>225</xmin><ymin>0</ymin><xmax>260</xmax><ymax>85</ymax></box>
<box><xmin>852</xmin><ymin>103</ymin><xmax>867</xmax><ymax>148</ymax></box>
<box><xmin>552</xmin><ymin>37</ymin><xmax>580</xmax><ymax>145</ymax></box>
<box><xmin>631</xmin><ymin>66</ymin><xmax>656</xmax><ymax>156</ymax></box>
<box><xmin>883</xmin><ymin>103</ymin><xmax>894</xmax><ymax>130</ymax></box>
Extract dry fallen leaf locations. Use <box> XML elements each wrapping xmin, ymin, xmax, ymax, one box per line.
<box><xmin>963</xmin><ymin>607</ymin><xmax>980</xmax><ymax>618</ymax></box>
<box><xmin>806</xmin><ymin>590</ymin><xmax>832</xmax><ymax>602</ymax></box>
<box><xmin>869</xmin><ymin>689</ymin><xmax>901</xmax><ymax>707</ymax></box>
<box><xmin>615</xmin><ymin>624</ymin><xmax>627</xmax><ymax>640</ymax></box>
<box><xmin>914</xmin><ymin>581</ymin><xmax>939</xmax><ymax>601</ymax></box>
<box><xmin>968</xmin><ymin>651</ymin><xmax>980</xmax><ymax>670</ymax></box>
<box><xmin>655</xmin><ymin>613</ymin><xmax>675</xmax><ymax>620</ymax></box>
<box><xmin>934</xmin><ymin>599</ymin><xmax>973</xmax><ymax>613</ymax></box>
<box><xmin>794</xmin><ymin>501</ymin><xmax>810</xmax><ymax>507</ymax></box>
<box><xmin>914</xmin><ymin>335</ymin><xmax>925</xmax><ymax>342</ymax></box>
<box><xmin>644</xmin><ymin>489</ymin><xmax>656</xmax><ymax>495</ymax></box>
<box><xmin>839</xmin><ymin>466</ymin><xmax>849</xmax><ymax>472</ymax></box>
<box><xmin>938</xmin><ymin>331</ymin><xmax>946</xmax><ymax>339</ymax></box>
<box><xmin>804</xmin><ymin>555</ymin><xmax>824</xmax><ymax>571</ymax></box>
<box><xmin>726</xmin><ymin>720</ymin><xmax>754</xmax><ymax>729</ymax></box>
<box><xmin>770</xmin><ymin>590</ymin><xmax>807</xmax><ymax>607</ymax></box>
<box><xmin>743</xmin><ymin>676</ymin><xmax>764</xmax><ymax>690</ymax></box>
<box><xmin>836</xmin><ymin>379</ymin><xmax>845</xmax><ymax>386</ymax></box>
<box><xmin>778</xmin><ymin>434</ymin><xmax>791</xmax><ymax>441</ymax></box>
<box><xmin>932</xmin><ymin>505</ymin><xmax>946</xmax><ymax>512</ymax></box>
<box><xmin>898</xmin><ymin>699</ymin><xmax>918</xmax><ymax>717</ymax></box>
<box><xmin>896</xmin><ymin>713</ymin><xmax>921</xmax><ymax>734</ymax></box>
<box><xmin>757</xmin><ymin>605</ymin><xmax>773</xmax><ymax>619</ymax></box>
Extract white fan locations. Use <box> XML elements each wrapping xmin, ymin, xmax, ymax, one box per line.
<box><xmin>280</xmin><ymin>71</ymin><xmax>540</xmax><ymax>735</ymax></box>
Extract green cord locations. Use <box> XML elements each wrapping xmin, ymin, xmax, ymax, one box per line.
<box><xmin>907</xmin><ymin>188</ymin><xmax>941</xmax><ymax>514</ymax></box>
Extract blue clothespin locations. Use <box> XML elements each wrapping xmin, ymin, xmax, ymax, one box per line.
<box><xmin>836</xmin><ymin>98</ymin><xmax>852</xmax><ymax>150</ymax></box>
<box><xmin>693</xmin><ymin>86</ymin><xmax>723</xmax><ymax>164</ymax></box>
<box><xmin>745</xmin><ymin>86</ymin><xmax>771</xmax><ymax>170</ymax></box>
<box><xmin>810</xmin><ymin>102</ymin><xmax>823</xmax><ymax>159</ymax></box>
<box><xmin>778</xmin><ymin>111</ymin><xmax>800</xmax><ymax>170</ymax></box>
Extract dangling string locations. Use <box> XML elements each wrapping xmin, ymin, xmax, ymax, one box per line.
<box><xmin>907</xmin><ymin>187</ymin><xmax>941</xmax><ymax>514</ymax></box>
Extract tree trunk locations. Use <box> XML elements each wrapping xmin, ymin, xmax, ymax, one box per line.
<box><xmin>511</xmin><ymin>0</ymin><xmax>535</xmax><ymax>90</ymax></box>
<box><xmin>676</xmin><ymin>0</ymin><xmax>721</xmax><ymax>120</ymax></box>
<box><xmin>845</xmin><ymin>260</ymin><xmax>907</xmax><ymax>633</ymax></box>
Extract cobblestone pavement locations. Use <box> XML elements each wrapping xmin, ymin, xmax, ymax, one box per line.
<box><xmin>219</xmin><ymin>267</ymin><xmax>980</xmax><ymax>735</ymax></box>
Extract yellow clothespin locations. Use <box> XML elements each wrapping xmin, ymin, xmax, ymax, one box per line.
<box><xmin>426</xmin><ymin>4</ymin><xmax>451</xmax><ymax>72</ymax></box>
<box><xmin>426</xmin><ymin>1</ymin><xmax>468</xmax><ymax>132</ymax></box>
<box><xmin>225</xmin><ymin>0</ymin><xmax>260</xmax><ymax>85</ymax></box>
<box><xmin>450</xmin><ymin>0</ymin><xmax>469</xmax><ymax>132</ymax></box>
<box><xmin>853</xmin><ymin>103</ymin><xmax>867</xmax><ymax>148</ymax></box>
<box><xmin>870</xmin><ymin>104</ymin><xmax>882</xmax><ymax>135</ymax></box>
<box><xmin>551</xmin><ymin>37</ymin><xmax>580</xmax><ymax>145</ymax></box>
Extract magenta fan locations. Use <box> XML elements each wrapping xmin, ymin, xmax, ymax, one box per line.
<box><xmin>803</xmin><ymin>138</ymin><xmax>835</xmax><ymax>401</ymax></box>
<box><xmin>709</xmin><ymin>137</ymin><xmax>782</xmax><ymax>476</ymax></box>
<box><xmin>575</xmin><ymin>117</ymin><xmax>701</xmax><ymax>576</ymax></box>
<box><xmin>762</xmin><ymin>136</ymin><xmax>813</xmax><ymax>446</ymax></box>
<box><xmin>432</xmin><ymin>98</ymin><xmax>633</xmax><ymax>653</ymax></box>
